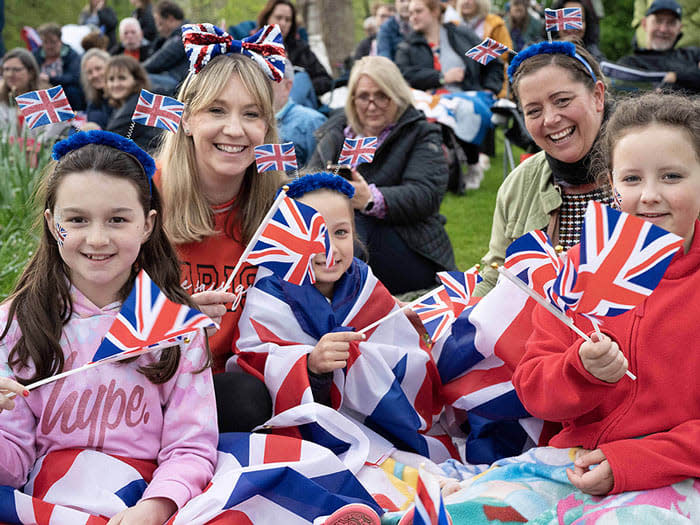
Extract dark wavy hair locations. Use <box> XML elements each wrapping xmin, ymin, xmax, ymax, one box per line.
<box><xmin>1</xmin><ymin>143</ymin><xmax>209</xmax><ymax>385</ymax></box>
<box><xmin>257</xmin><ymin>0</ymin><xmax>298</xmax><ymax>43</ymax></box>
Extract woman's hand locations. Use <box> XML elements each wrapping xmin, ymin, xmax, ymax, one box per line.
<box><xmin>191</xmin><ymin>290</ymin><xmax>236</xmax><ymax>328</ymax></box>
<box><xmin>308</xmin><ymin>332</ymin><xmax>365</xmax><ymax>374</ymax></box>
<box><xmin>0</xmin><ymin>377</ymin><xmax>28</xmax><ymax>413</ymax></box>
<box><xmin>578</xmin><ymin>332</ymin><xmax>628</xmax><ymax>383</ymax></box>
<box><xmin>348</xmin><ymin>170</ymin><xmax>372</xmax><ymax>211</ymax></box>
<box><xmin>566</xmin><ymin>448</ymin><xmax>614</xmax><ymax>495</ymax></box>
<box><xmin>443</xmin><ymin>67</ymin><xmax>465</xmax><ymax>84</ymax></box>
<box><xmin>107</xmin><ymin>497</ymin><xmax>177</xmax><ymax>525</ymax></box>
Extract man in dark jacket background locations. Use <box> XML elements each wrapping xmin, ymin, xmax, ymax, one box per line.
<box><xmin>619</xmin><ymin>0</ymin><xmax>700</xmax><ymax>94</ymax></box>
<box><xmin>143</xmin><ymin>0</ymin><xmax>188</xmax><ymax>94</ymax></box>
<box><xmin>34</xmin><ymin>23</ymin><xmax>85</xmax><ymax>110</ymax></box>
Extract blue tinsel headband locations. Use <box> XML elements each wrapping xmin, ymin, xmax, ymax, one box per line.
<box><xmin>507</xmin><ymin>41</ymin><xmax>597</xmax><ymax>83</ymax></box>
<box><xmin>52</xmin><ymin>130</ymin><xmax>156</xmax><ymax>190</ymax></box>
<box><xmin>284</xmin><ymin>172</ymin><xmax>355</xmax><ymax>200</ymax></box>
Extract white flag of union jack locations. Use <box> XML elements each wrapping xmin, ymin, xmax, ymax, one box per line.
<box><xmin>338</xmin><ymin>137</ymin><xmax>377</xmax><ymax>167</ymax></box>
<box><xmin>437</xmin><ymin>266</ymin><xmax>482</xmax><ymax>316</ymax></box>
<box><xmin>254</xmin><ymin>142</ymin><xmax>298</xmax><ymax>172</ymax></box>
<box><xmin>544</xmin><ymin>7</ymin><xmax>584</xmax><ymax>32</ymax></box>
<box><xmin>91</xmin><ymin>270</ymin><xmax>214</xmax><ymax>362</ymax></box>
<box><xmin>567</xmin><ymin>201</ymin><xmax>684</xmax><ymax>317</ymax></box>
<box><xmin>131</xmin><ymin>89</ymin><xmax>184</xmax><ymax>132</ymax></box>
<box><xmin>15</xmin><ymin>85</ymin><xmax>75</xmax><ymax>129</ymax></box>
<box><xmin>246</xmin><ymin>196</ymin><xmax>331</xmax><ymax>285</ymax></box>
<box><xmin>465</xmin><ymin>38</ymin><xmax>509</xmax><ymax>65</ymax></box>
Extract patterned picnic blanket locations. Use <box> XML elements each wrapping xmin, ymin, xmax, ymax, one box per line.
<box><xmin>382</xmin><ymin>446</ymin><xmax>699</xmax><ymax>524</ymax></box>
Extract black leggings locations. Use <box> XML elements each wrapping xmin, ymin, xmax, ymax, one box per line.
<box><xmin>213</xmin><ymin>370</ymin><xmax>273</xmax><ymax>433</ymax></box>
<box><xmin>355</xmin><ymin>214</ymin><xmax>440</xmax><ymax>294</ymax></box>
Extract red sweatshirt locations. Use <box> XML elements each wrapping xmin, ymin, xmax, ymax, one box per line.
<box><xmin>513</xmin><ymin>220</ymin><xmax>700</xmax><ymax>494</ymax></box>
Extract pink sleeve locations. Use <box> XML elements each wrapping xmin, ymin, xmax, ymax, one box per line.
<box><xmin>0</xmin><ymin>309</ymin><xmax>38</xmax><ymax>488</ymax></box>
<box><xmin>142</xmin><ymin>330</ymin><xmax>218</xmax><ymax>508</ymax></box>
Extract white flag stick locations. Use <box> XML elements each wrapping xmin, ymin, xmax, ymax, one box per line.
<box><xmin>357</xmin><ymin>286</ymin><xmax>443</xmax><ymax>335</ymax></box>
<box><xmin>219</xmin><ymin>187</ymin><xmax>288</xmax><ymax>294</ymax></box>
<box><xmin>498</xmin><ymin>266</ymin><xmax>636</xmax><ymax>380</ymax></box>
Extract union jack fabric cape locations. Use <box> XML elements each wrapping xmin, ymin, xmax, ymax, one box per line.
<box><xmin>92</xmin><ymin>270</ymin><xmax>214</xmax><ymax>363</ymax></box>
<box><xmin>131</xmin><ymin>89</ymin><xmax>184</xmax><ymax>133</ymax></box>
<box><xmin>0</xmin><ymin>430</ymin><xmax>380</xmax><ymax>524</ymax></box>
<box><xmin>233</xmin><ymin>260</ymin><xmax>462</xmax><ymax>464</ymax></box>
<box><xmin>15</xmin><ymin>86</ymin><xmax>75</xmax><ymax>129</ymax></box>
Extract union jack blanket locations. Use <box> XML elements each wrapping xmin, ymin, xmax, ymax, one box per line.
<box><xmin>233</xmin><ymin>260</ymin><xmax>461</xmax><ymax>463</ymax></box>
<box><xmin>0</xmin><ymin>430</ymin><xmax>381</xmax><ymax>524</ymax></box>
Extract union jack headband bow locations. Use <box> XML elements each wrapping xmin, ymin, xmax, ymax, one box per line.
<box><xmin>182</xmin><ymin>23</ymin><xmax>286</xmax><ymax>82</ymax></box>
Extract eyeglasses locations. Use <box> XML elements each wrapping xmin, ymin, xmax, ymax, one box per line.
<box><xmin>354</xmin><ymin>91</ymin><xmax>391</xmax><ymax>109</ymax></box>
<box><xmin>2</xmin><ymin>67</ymin><xmax>26</xmax><ymax>75</ymax></box>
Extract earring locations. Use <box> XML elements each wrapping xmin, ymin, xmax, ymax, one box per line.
<box><xmin>183</xmin><ymin>127</ymin><xmax>191</xmax><ymax>135</ymax></box>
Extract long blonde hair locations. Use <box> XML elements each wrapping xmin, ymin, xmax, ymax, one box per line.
<box><xmin>157</xmin><ymin>54</ymin><xmax>283</xmax><ymax>245</ymax></box>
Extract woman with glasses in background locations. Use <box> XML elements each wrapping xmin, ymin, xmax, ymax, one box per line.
<box><xmin>308</xmin><ymin>56</ymin><xmax>456</xmax><ymax>295</ymax></box>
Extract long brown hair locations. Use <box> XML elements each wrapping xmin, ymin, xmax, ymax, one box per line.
<box><xmin>1</xmin><ymin>143</ymin><xmax>207</xmax><ymax>385</ymax></box>
<box><xmin>105</xmin><ymin>55</ymin><xmax>150</xmax><ymax>107</ymax></box>
<box><xmin>257</xmin><ymin>0</ymin><xmax>298</xmax><ymax>43</ymax></box>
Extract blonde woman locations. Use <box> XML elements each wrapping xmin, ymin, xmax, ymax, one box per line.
<box><xmin>308</xmin><ymin>56</ymin><xmax>455</xmax><ymax>294</ymax></box>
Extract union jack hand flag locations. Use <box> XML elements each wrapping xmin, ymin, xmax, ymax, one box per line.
<box><xmin>544</xmin><ymin>7</ymin><xmax>584</xmax><ymax>32</ymax></box>
<box><xmin>505</xmin><ymin>230</ymin><xmax>564</xmax><ymax>296</ymax></box>
<box><xmin>55</xmin><ymin>221</ymin><xmax>67</xmax><ymax>247</ymax></box>
<box><xmin>465</xmin><ymin>38</ymin><xmax>509</xmax><ymax>65</ymax></box>
<box><xmin>246</xmin><ymin>195</ymin><xmax>331</xmax><ymax>285</ymax></box>
<box><xmin>254</xmin><ymin>142</ymin><xmax>298</xmax><ymax>172</ymax></box>
<box><xmin>412</xmin><ymin>287</ymin><xmax>456</xmax><ymax>344</ymax></box>
<box><xmin>131</xmin><ymin>89</ymin><xmax>184</xmax><ymax>133</ymax></box>
<box><xmin>338</xmin><ymin>137</ymin><xmax>377</xmax><ymax>167</ymax></box>
<box><xmin>91</xmin><ymin>270</ymin><xmax>215</xmax><ymax>362</ymax></box>
<box><xmin>437</xmin><ymin>266</ymin><xmax>482</xmax><ymax>316</ymax></box>
<box><xmin>567</xmin><ymin>201</ymin><xmax>684</xmax><ymax>317</ymax></box>
<box><xmin>398</xmin><ymin>465</ymin><xmax>452</xmax><ymax>525</ymax></box>
<box><xmin>15</xmin><ymin>86</ymin><xmax>75</xmax><ymax>129</ymax></box>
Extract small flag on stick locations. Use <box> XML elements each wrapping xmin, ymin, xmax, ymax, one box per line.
<box><xmin>15</xmin><ymin>86</ymin><xmax>75</xmax><ymax>129</ymax></box>
<box><xmin>465</xmin><ymin>38</ymin><xmax>509</xmax><ymax>65</ymax></box>
<box><xmin>544</xmin><ymin>7</ymin><xmax>584</xmax><ymax>32</ymax></box>
<box><xmin>131</xmin><ymin>89</ymin><xmax>184</xmax><ymax>133</ymax></box>
<box><xmin>338</xmin><ymin>137</ymin><xmax>377</xmax><ymax>167</ymax></box>
<box><xmin>254</xmin><ymin>142</ymin><xmax>299</xmax><ymax>173</ymax></box>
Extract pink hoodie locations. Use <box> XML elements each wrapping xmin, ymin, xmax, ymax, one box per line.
<box><xmin>0</xmin><ymin>286</ymin><xmax>218</xmax><ymax>509</ymax></box>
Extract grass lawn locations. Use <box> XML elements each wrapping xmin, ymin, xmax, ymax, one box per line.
<box><xmin>441</xmin><ymin>132</ymin><xmax>524</xmax><ymax>270</ymax></box>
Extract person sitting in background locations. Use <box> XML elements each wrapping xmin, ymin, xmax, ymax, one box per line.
<box><xmin>355</xmin><ymin>2</ymin><xmax>396</xmax><ymax>59</ymax></box>
<box><xmin>377</xmin><ymin>0</ymin><xmax>412</xmax><ymax>60</ymax></box>
<box><xmin>504</xmin><ymin>0</ymin><xmax>543</xmax><ymax>52</ymax></box>
<box><xmin>0</xmin><ymin>48</ymin><xmax>58</xmax><ymax>136</ymax></box>
<box><xmin>142</xmin><ymin>0</ymin><xmax>188</xmax><ymax>94</ymax></box>
<box><xmin>110</xmin><ymin>17</ymin><xmax>152</xmax><ymax>62</ymax></box>
<box><xmin>80</xmin><ymin>48</ymin><xmax>112</xmax><ymax>129</ymax></box>
<box><xmin>308</xmin><ymin>56</ymin><xmax>456</xmax><ymax>294</ymax></box>
<box><xmin>78</xmin><ymin>0</ymin><xmax>118</xmax><ymax>49</ymax></box>
<box><xmin>34</xmin><ymin>23</ymin><xmax>85</xmax><ymax>110</ymax></box>
<box><xmin>457</xmin><ymin>0</ymin><xmax>512</xmax><ymax>97</ymax></box>
<box><xmin>80</xmin><ymin>30</ymin><xmax>110</xmax><ymax>52</ymax></box>
<box><xmin>258</xmin><ymin>0</ymin><xmax>333</xmax><ymax>104</ymax></box>
<box><xmin>131</xmin><ymin>0</ymin><xmax>158</xmax><ymax>42</ymax></box>
<box><xmin>551</xmin><ymin>0</ymin><xmax>605</xmax><ymax>63</ymax></box>
<box><xmin>619</xmin><ymin>0</ymin><xmax>700</xmax><ymax>95</ymax></box>
<box><xmin>272</xmin><ymin>59</ymin><xmax>327</xmax><ymax>167</ymax></box>
<box><xmin>104</xmin><ymin>55</ymin><xmax>162</xmax><ymax>151</ymax></box>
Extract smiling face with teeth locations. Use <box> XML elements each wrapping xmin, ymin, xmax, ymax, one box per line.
<box><xmin>45</xmin><ymin>172</ymin><xmax>155</xmax><ymax>308</ymax></box>
<box><xmin>518</xmin><ymin>64</ymin><xmax>605</xmax><ymax>164</ymax></box>
<box><xmin>182</xmin><ymin>72</ymin><xmax>269</xmax><ymax>205</ymax></box>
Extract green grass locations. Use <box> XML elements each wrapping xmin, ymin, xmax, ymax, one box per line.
<box><xmin>441</xmin><ymin>132</ymin><xmax>524</xmax><ymax>270</ymax></box>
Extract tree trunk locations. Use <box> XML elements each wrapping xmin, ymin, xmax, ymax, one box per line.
<box><xmin>317</xmin><ymin>0</ymin><xmax>355</xmax><ymax>75</ymax></box>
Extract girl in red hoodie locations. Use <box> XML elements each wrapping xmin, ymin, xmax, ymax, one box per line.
<box><xmin>513</xmin><ymin>93</ymin><xmax>700</xmax><ymax>496</ymax></box>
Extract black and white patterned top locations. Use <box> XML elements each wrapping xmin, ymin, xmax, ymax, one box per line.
<box><xmin>558</xmin><ymin>187</ymin><xmax>613</xmax><ymax>249</ymax></box>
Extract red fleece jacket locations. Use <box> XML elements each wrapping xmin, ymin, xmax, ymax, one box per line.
<box><xmin>513</xmin><ymin>220</ymin><xmax>700</xmax><ymax>494</ymax></box>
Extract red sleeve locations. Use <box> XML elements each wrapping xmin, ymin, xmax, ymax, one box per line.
<box><xmin>601</xmin><ymin>419</ymin><xmax>700</xmax><ymax>494</ymax></box>
<box><xmin>512</xmin><ymin>303</ymin><xmax>619</xmax><ymax>422</ymax></box>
